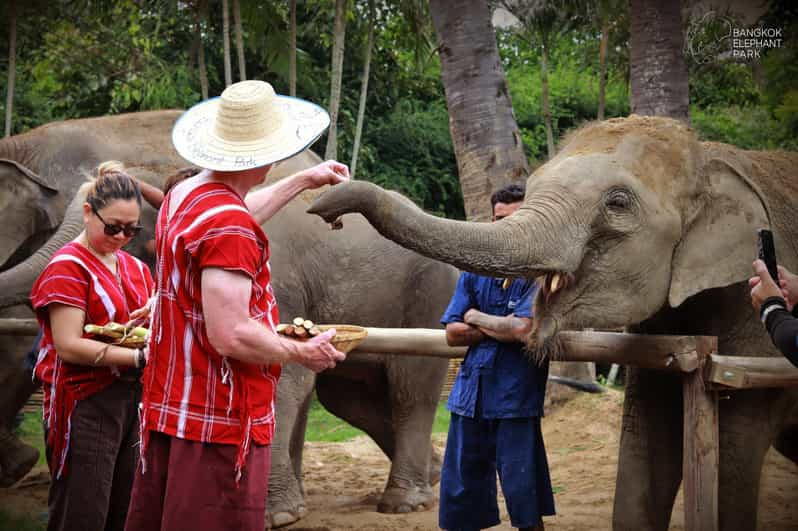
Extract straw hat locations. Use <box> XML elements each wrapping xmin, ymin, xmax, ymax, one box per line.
<box><xmin>172</xmin><ymin>80</ymin><xmax>330</xmax><ymax>171</ymax></box>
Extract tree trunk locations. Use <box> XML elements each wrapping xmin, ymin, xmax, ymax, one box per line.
<box><xmin>222</xmin><ymin>0</ymin><xmax>232</xmax><ymax>87</ymax></box>
<box><xmin>598</xmin><ymin>22</ymin><xmax>608</xmax><ymax>121</ymax></box>
<box><xmin>289</xmin><ymin>0</ymin><xmax>297</xmax><ymax>97</ymax></box>
<box><xmin>197</xmin><ymin>0</ymin><xmax>209</xmax><ymax>99</ymax></box>
<box><xmin>541</xmin><ymin>43</ymin><xmax>555</xmax><ymax>160</ymax></box>
<box><xmin>4</xmin><ymin>0</ymin><xmax>17</xmax><ymax>137</ymax></box>
<box><xmin>350</xmin><ymin>0</ymin><xmax>375</xmax><ymax>179</ymax></box>
<box><xmin>629</xmin><ymin>0</ymin><xmax>689</xmax><ymax>120</ymax></box>
<box><xmin>325</xmin><ymin>0</ymin><xmax>347</xmax><ymax>161</ymax></box>
<box><xmin>232</xmin><ymin>0</ymin><xmax>246</xmax><ymax>81</ymax></box>
<box><xmin>429</xmin><ymin>0</ymin><xmax>529</xmax><ymax>222</ymax></box>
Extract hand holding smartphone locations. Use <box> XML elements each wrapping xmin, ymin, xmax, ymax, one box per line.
<box><xmin>757</xmin><ymin>228</ymin><xmax>779</xmax><ymax>283</ymax></box>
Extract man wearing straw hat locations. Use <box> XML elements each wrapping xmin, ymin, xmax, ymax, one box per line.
<box><xmin>125</xmin><ymin>80</ymin><xmax>348</xmax><ymax>531</ymax></box>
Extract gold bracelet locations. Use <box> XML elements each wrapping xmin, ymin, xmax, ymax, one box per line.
<box><xmin>94</xmin><ymin>344</ymin><xmax>111</xmax><ymax>365</ymax></box>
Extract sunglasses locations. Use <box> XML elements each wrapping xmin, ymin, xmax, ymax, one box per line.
<box><xmin>92</xmin><ymin>207</ymin><xmax>143</xmax><ymax>237</ymax></box>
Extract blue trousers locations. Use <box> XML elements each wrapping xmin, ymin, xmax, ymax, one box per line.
<box><xmin>438</xmin><ymin>414</ymin><xmax>555</xmax><ymax>531</ymax></box>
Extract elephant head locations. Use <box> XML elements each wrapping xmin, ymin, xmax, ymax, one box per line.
<box><xmin>0</xmin><ymin>182</ymin><xmax>92</xmax><ymax>309</ymax></box>
<box><xmin>308</xmin><ymin>115</ymin><xmax>771</xmax><ymax>349</ymax></box>
<box><xmin>0</xmin><ymin>159</ymin><xmax>65</xmax><ymax>269</ymax></box>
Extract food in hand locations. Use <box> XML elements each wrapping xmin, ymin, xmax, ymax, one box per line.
<box><xmin>276</xmin><ymin>317</ymin><xmax>322</xmax><ymax>339</ymax></box>
<box><xmin>84</xmin><ymin>322</ymin><xmax>149</xmax><ymax>347</ymax></box>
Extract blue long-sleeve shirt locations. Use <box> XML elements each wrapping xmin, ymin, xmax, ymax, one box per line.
<box><xmin>441</xmin><ymin>272</ymin><xmax>548</xmax><ymax>419</ymax></box>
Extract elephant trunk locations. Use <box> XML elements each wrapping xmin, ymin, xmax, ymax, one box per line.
<box><xmin>307</xmin><ymin>181</ymin><xmax>587</xmax><ymax>277</ymax></box>
<box><xmin>0</xmin><ymin>182</ymin><xmax>91</xmax><ymax>310</ymax></box>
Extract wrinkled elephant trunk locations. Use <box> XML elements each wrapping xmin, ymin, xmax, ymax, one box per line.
<box><xmin>307</xmin><ymin>180</ymin><xmax>587</xmax><ymax>278</ymax></box>
<box><xmin>0</xmin><ymin>182</ymin><xmax>91</xmax><ymax>310</ymax></box>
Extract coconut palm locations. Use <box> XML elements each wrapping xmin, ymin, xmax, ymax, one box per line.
<box><xmin>629</xmin><ymin>0</ymin><xmax>689</xmax><ymax>119</ymax></box>
<box><xmin>428</xmin><ymin>0</ymin><xmax>529</xmax><ymax>221</ymax></box>
<box><xmin>325</xmin><ymin>0</ymin><xmax>348</xmax><ymax>160</ymax></box>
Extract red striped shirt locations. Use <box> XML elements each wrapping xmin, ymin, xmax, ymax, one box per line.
<box><xmin>140</xmin><ymin>182</ymin><xmax>281</xmax><ymax>479</ymax></box>
<box><xmin>30</xmin><ymin>242</ymin><xmax>154</xmax><ymax>478</ymax></box>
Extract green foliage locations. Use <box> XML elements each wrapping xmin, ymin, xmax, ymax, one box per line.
<box><xmin>304</xmin><ymin>394</ymin><xmax>449</xmax><ymax>443</ymax></box>
<box><xmin>359</xmin><ymin>99</ymin><xmax>464</xmax><ymax>219</ymax></box>
<box><xmin>506</xmin><ymin>53</ymin><xmax>629</xmax><ymax>159</ymax></box>
<box><xmin>16</xmin><ymin>413</ymin><xmax>46</xmax><ymax>469</ymax></box>
<box><xmin>691</xmin><ymin>104</ymin><xmax>797</xmax><ymax>151</ymax></box>
<box><xmin>0</xmin><ymin>510</ymin><xmax>45</xmax><ymax>531</ymax></box>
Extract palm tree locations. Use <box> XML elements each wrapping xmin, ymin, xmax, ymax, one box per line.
<box><xmin>592</xmin><ymin>0</ymin><xmax>625</xmax><ymax>120</ymax></box>
<box><xmin>325</xmin><ymin>0</ymin><xmax>348</xmax><ymax>161</ymax></box>
<box><xmin>429</xmin><ymin>0</ymin><xmax>529</xmax><ymax>221</ymax></box>
<box><xmin>289</xmin><ymin>0</ymin><xmax>297</xmax><ymax>97</ymax></box>
<box><xmin>222</xmin><ymin>0</ymin><xmax>232</xmax><ymax>87</ymax></box>
<box><xmin>350</xmin><ymin>0</ymin><xmax>376</xmax><ymax>179</ymax></box>
<box><xmin>196</xmin><ymin>0</ymin><xmax>209</xmax><ymax>99</ymax></box>
<box><xmin>232</xmin><ymin>0</ymin><xmax>246</xmax><ymax>81</ymax></box>
<box><xmin>498</xmin><ymin>0</ymin><xmax>583</xmax><ymax>160</ymax></box>
<box><xmin>4</xmin><ymin>0</ymin><xmax>17</xmax><ymax>137</ymax></box>
<box><xmin>629</xmin><ymin>0</ymin><xmax>689</xmax><ymax>119</ymax></box>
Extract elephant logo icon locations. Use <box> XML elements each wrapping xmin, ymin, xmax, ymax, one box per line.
<box><xmin>684</xmin><ymin>11</ymin><xmax>734</xmax><ymax>64</ymax></box>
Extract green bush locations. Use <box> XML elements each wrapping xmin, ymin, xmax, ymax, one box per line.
<box><xmin>360</xmin><ymin>99</ymin><xmax>464</xmax><ymax>219</ymax></box>
<box><xmin>691</xmin><ymin>104</ymin><xmax>796</xmax><ymax>151</ymax></box>
<box><xmin>506</xmin><ymin>56</ymin><xmax>630</xmax><ymax>160</ymax></box>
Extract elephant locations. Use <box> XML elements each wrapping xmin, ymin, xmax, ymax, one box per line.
<box><xmin>0</xmin><ymin>111</ymin><xmax>458</xmax><ymax>524</ymax></box>
<box><xmin>308</xmin><ymin>114</ymin><xmax>798</xmax><ymax>531</ymax></box>
<box><xmin>0</xmin><ymin>111</ymin><xmax>184</xmax><ymax>485</ymax></box>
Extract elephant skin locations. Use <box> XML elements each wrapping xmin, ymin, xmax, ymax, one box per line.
<box><xmin>0</xmin><ymin>112</ymin><xmax>456</xmax><ymax>523</ymax></box>
<box><xmin>308</xmin><ymin>115</ymin><xmax>798</xmax><ymax>531</ymax></box>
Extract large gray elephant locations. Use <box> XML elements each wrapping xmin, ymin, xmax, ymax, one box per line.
<box><xmin>308</xmin><ymin>115</ymin><xmax>798</xmax><ymax>531</ymax></box>
<box><xmin>0</xmin><ymin>112</ymin><xmax>456</xmax><ymax>524</ymax></box>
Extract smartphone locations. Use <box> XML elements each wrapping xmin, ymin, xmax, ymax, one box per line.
<box><xmin>757</xmin><ymin>228</ymin><xmax>779</xmax><ymax>282</ymax></box>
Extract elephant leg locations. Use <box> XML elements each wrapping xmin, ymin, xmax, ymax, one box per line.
<box><xmin>773</xmin><ymin>423</ymin><xmax>798</xmax><ymax>464</ymax></box>
<box><xmin>717</xmin><ymin>390</ymin><xmax>780</xmax><ymax>531</ymax></box>
<box><xmin>428</xmin><ymin>442</ymin><xmax>442</xmax><ymax>486</ymax></box>
<box><xmin>377</xmin><ymin>390</ymin><xmax>439</xmax><ymax>514</ymax></box>
<box><xmin>0</xmin><ymin>363</ymin><xmax>40</xmax><ymax>487</ymax></box>
<box><xmin>613</xmin><ymin>368</ymin><xmax>683</xmax><ymax>531</ymax></box>
<box><xmin>267</xmin><ymin>364</ymin><xmax>316</xmax><ymax>529</ymax></box>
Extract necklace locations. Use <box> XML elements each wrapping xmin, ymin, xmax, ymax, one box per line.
<box><xmin>82</xmin><ymin>234</ymin><xmax>117</xmax><ymax>274</ymax></box>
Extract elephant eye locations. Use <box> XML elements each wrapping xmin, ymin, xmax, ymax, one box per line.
<box><xmin>605</xmin><ymin>188</ymin><xmax>632</xmax><ymax>210</ymax></box>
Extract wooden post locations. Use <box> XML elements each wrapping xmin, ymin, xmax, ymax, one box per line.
<box><xmin>682</xmin><ymin>336</ymin><xmax>719</xmax><ymax>531</ymax></box>
<box><xmin>0</xmin><ymin>318</ymin><xmax>39</xmax><ymax>335</ymax></box>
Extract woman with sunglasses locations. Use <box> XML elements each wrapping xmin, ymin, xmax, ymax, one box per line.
<box><xmin>29</xmin><ymin>161</ymin><xmax>153</xmax><ymax>531</ymax></box>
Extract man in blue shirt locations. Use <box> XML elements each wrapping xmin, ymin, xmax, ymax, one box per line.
<box><xmin>439</xmin><ymin>184</ymin><xmax>554</xmax><ymax>531</ymax></box>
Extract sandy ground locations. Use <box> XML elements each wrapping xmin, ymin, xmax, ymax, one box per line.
<box><xmin>2</xmin><ymin>389</ymin><xmax>797</xmax><ymax>530</ymax></box>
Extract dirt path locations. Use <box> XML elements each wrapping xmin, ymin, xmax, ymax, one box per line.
<box><xmin>2</xmin><ymin>389</ymin><xmax>797</xmax><ymax>530</ymax></box>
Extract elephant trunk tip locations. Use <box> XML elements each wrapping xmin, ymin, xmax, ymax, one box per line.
<box><xmin>526</xmin><ymin>316</ymin><xmax>562</xmax><ymax>364</ymax></box>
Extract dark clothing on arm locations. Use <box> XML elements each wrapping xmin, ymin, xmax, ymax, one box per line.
<box><xmin>761</xmin><ymin>296</ymin><xmax>798</xmax><ymax>368</ymax></box>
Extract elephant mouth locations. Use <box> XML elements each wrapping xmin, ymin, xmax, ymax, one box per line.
<box><xmin>539</xmin><ymin>271</ymin><xmax>575</xmax><ymax>304</ymax></box>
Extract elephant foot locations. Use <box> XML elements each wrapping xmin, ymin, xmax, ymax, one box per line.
<box><xmin>377</xmin><ymin>485</ymin><xmax>435</xmax><ymax>514</ymax></box>
<box><xmin>267</xmin><ymin>505</ymin><xmax>307</xmax><ymax>529</ymax></box>
<box><xmin>0</xmin><ymin>433</ymin><xmax>39</xmax><ymax>488</ymax></box>
<box><xmin>428</xmin><ymin>448</ymin><xmax>443</xmax><ymax>486</ymax></box>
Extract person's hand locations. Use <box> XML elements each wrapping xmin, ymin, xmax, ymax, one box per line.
<box><xmin>777</xmin><ymin>265</ymin><xmax>798</xmax><ymax>311</ymax></box>
<box><xmin>297</xmin><ymin>328</ymin><xmax>346</xmax><ymax>373</ymax></box>
<box><xmin>126</xmin><ymin>295</ymin><xmax>155</xmax><ymax>327</ymax></box>
<box><xmin>300</xmin><ymin>160</ymin><xmax>350</xmax><ymax>190</ymax></box>
<box><xmin>463</xmin><ymin>308</ymin><xmax>479</xmax><ymax>325</ymax></box>
<box><xmin>750</xmin><ymin>259</ymin><xmax>784</xmax><ymax>312</ymax></box>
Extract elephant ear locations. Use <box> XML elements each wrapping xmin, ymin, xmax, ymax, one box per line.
<box><xmin>669</xmin><ymin>157</ymin><xmax>771</xmax><ymax>308</ymax></box>
<box><xmin>0</xmin><ymin>159</ymin><xmax>58</xmax><ymax>193</ymax></box>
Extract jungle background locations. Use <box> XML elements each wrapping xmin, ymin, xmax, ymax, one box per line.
<box><xmin>1</xmin><ymin>0</ymin><xmax>796</xmax><ymax>222</ymax></box>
